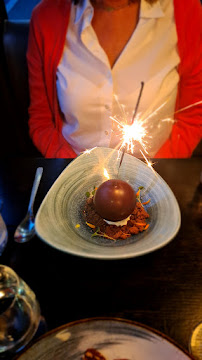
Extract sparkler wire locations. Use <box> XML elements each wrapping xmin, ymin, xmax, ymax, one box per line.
<box><xmin>132</xmin><ymin>81</ymin><xmax>145</xmax><ymax>124</ymax></box>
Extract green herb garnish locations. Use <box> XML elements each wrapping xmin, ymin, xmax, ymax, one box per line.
<box><xmin>92</xmin><ymin>227</ymin><xmax>116</xmax><ymax>241</ymax></box>
<box><xmin>85</xmin><ymin>186</ymin><xmax>98</xmax><ymax>198</ymax></box>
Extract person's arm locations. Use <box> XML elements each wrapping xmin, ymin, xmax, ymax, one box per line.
<box><xmin>155</xmin><ymin>0</ymin><xmax>202</xmax><ymax>158</ymax></box>
<box><xmin>155</xmin><ymin>72</ymin><xmax>202</xmax><ymax>158</ymax></box>
<box><xmin>27</xmin><ymin>13</ymin><xmax>77</xmax><ymax>158</ymax></box>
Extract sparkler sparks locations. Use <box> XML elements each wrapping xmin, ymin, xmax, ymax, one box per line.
<box><xmin>111</xmin><ymin>91</ymin><xmax>202</xmax><ymax>173</ymax></box>
<box><xmin>139</xmin><ymin>150</ymin><xmax>156</xmax><ymax>174</ymax></box>
<box><xmin>83</xmin><ymin>94</ymin><xmax>202</xmax><ymax>175</ymax></box>
<box><xmin>82</xmin><ymin>147</ymin><xmax>97</xmax><ymax>155</ymax></box>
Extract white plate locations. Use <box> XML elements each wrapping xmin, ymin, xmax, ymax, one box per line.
<box><xmin>17</xmin><ymin>318</ymin><xmax>193</xmax><ymax>360</ymax></box>
<box><xmin>35</xmin><ymin>147</ymin><xmax>181</xmax><ymax>259</ymax></box>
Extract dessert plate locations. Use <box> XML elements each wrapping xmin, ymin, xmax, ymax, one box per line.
<box><xmin>17</xmin><ymin>318</ymin><xmax>193</xmax><ymax>360</ymax></box>
<box><xmin>35</xmin><ymin>147</ymin><xmax>181</xmax><ymax>259</ymax></box>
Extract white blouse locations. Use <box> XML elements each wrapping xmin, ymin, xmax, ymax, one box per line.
<box><xmin>56</xmin><ymin>0</ymin><xmax>180</xmax><ymax>157</ymax></box>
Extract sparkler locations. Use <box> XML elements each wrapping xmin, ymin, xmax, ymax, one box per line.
<box><xmin>113</xmin><ymin>84</ymin><xmax>202</xmax><ymax>172</ymax></box>
<box><xmin>118</xmin><ymin>81</ymin><xmax>145</xmax><ymax>170</ymax></box>
<box><xmin>83</xmin><ymin>97</ymin><xmax>202</xmax><ymax>175</ymax></box>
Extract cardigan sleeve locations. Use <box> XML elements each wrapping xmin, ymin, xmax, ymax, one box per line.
<box><xmin>27</xmin><ymin>11</ymin><xmax>77</xmax><ymax>158</ymax></box>
<box><xmin>155</xmin><ymin>0</ymin><xmax>202</xmax><ymax>158</ymax></box>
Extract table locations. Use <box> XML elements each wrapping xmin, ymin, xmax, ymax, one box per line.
<box><xmin>0</xmin><ymin>157</ymin><xmax>202</xmax><ymax>358</ymax></box>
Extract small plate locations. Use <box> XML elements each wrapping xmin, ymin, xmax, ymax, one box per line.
<box><xmin>16</xmin><ymin>318</ymin><xmax>193</xmax><ymax>360</ymax></box>
<box><xmin>35</xmin><ymin>147</ymin><xmax>181</xmax><ymax>259</ymax></box>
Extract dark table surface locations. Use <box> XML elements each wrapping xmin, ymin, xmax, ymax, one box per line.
<box><xmin>0</xmin><ymin>157</ymin><xmax>202</xmax><ymax>358</ymax></box>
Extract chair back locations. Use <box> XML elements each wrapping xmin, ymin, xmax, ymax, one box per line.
<box><xmin>3</xmin><ymin>20</ymin><xmax>30</xmax><ymax>112</ymax></box>
<box><xmin>1</xmin><ymin>20</ymin><xmax>40</xmax><ymax>156</ymax></box>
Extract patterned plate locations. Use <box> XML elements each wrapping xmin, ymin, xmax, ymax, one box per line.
<box><xmin>16</xmin><ymin>318</ymin><xmax>193</xmax><ymax>360</ymax></box>
<box><xmin>35</xmin><ymin>147</ymin><xmax>181</xmax><ymax>259</ymax></box>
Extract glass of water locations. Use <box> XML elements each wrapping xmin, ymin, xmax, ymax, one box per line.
<box><xmin>0</xmin><ymin>265</ymin><xmax>40</xmax><ymax>357</ymax></box>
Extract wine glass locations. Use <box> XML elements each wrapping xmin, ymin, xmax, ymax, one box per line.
<box><xmin>0</xmin><ymin>265</ymin><xmax>40</xmax><ymax>358</ymax></box>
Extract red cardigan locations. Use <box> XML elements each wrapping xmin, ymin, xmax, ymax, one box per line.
<box><xmin>27</xmin><ymin>0</ymin><xmax>202</xmax><ymax>158</ymax></box>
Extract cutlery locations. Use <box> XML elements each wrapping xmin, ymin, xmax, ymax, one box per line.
<box><xmin>14</xmin><ymin>167</ymin><xmax>43</xmax><ymax>243</ymax></box>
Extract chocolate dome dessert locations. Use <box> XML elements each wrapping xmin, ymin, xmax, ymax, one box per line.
<box><xmin>83</xmin><ymin>179</ymin><xmax>150</xmax><ymax>241</ymax></box>
<box><xmin>94</xmin><ymin>179</ymin><xmax>136</xmax><ymax>222</ymax></box>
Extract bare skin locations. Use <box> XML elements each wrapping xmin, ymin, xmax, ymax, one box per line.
<box><xmin>92</xmin><ymin>0</ymin><xmax>141</xmax><ymax>68</ymax></box>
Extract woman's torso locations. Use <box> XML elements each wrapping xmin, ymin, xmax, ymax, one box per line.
<box><xmin>56</xmin><ymin>0</ymin><xmax>180</xmax><ymax>157</ymax></box>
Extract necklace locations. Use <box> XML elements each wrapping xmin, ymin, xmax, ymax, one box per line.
<box><xmin>91</xmin><ymin>0</ymin><xmax>135</xmax><ymax>11</ymax></box>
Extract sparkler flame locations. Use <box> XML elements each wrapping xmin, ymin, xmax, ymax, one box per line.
<box><xmin>103</xmin><ymin>168</ymin><xmax>110</xmax><ymax>179</ymax></box>
<box><xmin>121</xmin><ymin>121</ymin><xmax>147</xmax><ymax>153</ymax></box>
<box><xmin>110</xmin><ymin>110</ymin><xmax>150</xmax><ymax>158</ymax></box>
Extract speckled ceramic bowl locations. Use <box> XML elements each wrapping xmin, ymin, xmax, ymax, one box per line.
<box><xmin>35</xmin><ymin>147</ymin><xmax>181</xmax><ymax>259</ymax></box>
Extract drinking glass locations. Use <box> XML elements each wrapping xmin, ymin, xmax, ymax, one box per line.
<box><xmin>189</xmin><ymin>322</ymin><xmax>202</xmax><ymax>360</ymax></box>
<box><xmin>0</xmin><ymin>265</ymin><xmax>40</xmax><ymax>358</ymax></box>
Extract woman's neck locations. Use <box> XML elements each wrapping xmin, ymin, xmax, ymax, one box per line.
<box><xmin>91</xmin><ymin>0</ymin><xmax>138</xmax><ymax>11</ymax></box>
<box><xmin>92</xmin><ymin>0</ymin><xmax>140</xmax><ymax>67</ymax></box>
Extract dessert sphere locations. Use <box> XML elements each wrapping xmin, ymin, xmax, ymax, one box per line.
<box><xmin>94</xmin><ymin>179</ymin><xmax>136</xmax><ymax>221</ymax></box>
